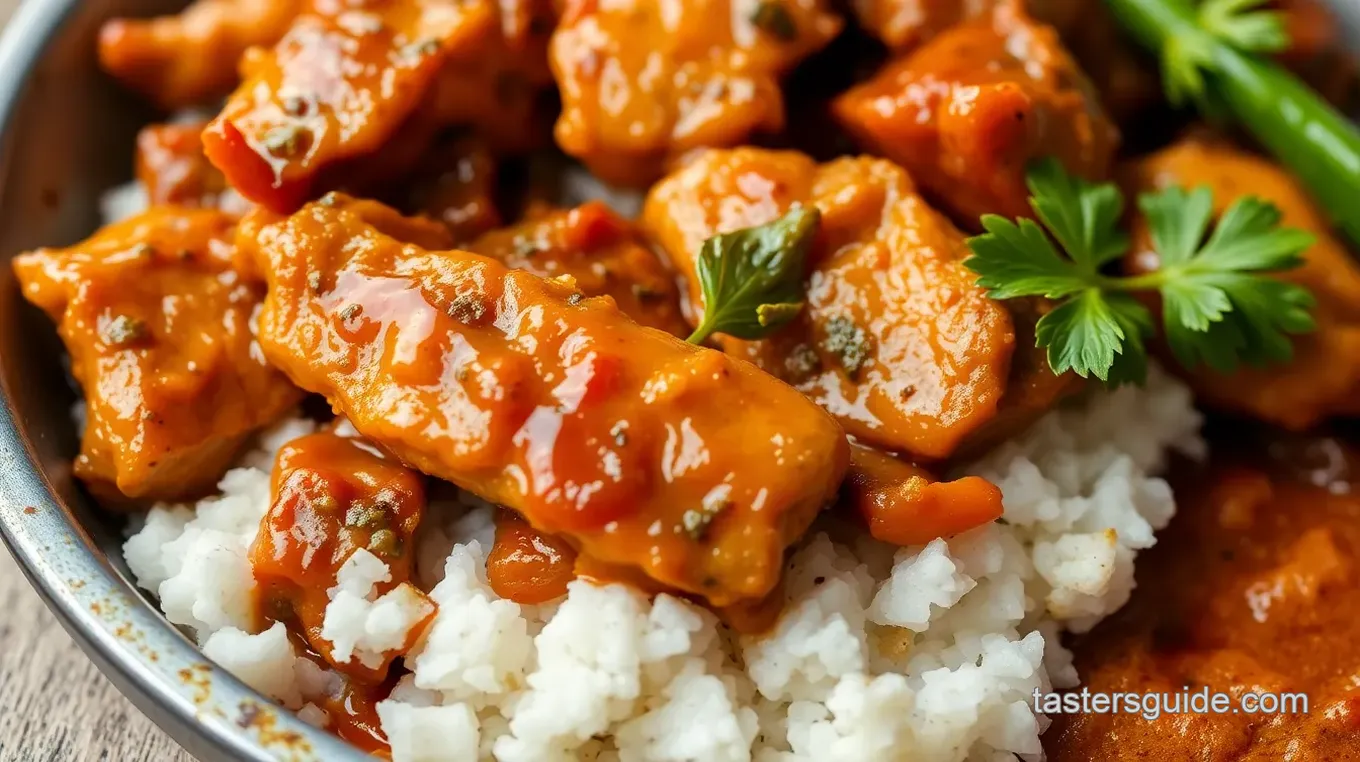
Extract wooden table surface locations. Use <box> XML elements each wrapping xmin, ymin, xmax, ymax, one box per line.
<box><xmin>0</xmin><ymin>2</ymin><xmax>192</xmax><ymax>759</ymax></box>
<box><xmin>0</xmin><ymin>548</ymin><xmax>196</xmax><ymax>762</ymax></box>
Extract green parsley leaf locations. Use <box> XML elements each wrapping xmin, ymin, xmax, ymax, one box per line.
<box><xmin>1035</xmin><ymin>289</ymin><xmax>1150</xmax><ymax>383</ymax></box>
<box><xmin>1104</xmin><ymin>294</ymin><xmax>1157</xmax><ymax>386</ymax></box>
<box><xmin>1194</xmin><ymin>195</ymin><xmax>1315</xmax><ymax>270</ymax></box>
<box><xmin>1160</xmin><ymin>276</ymin><xmax>1232</xmax><ymax>332</ymax></box>
<box><xmin>1026</xmin><ymin>158</ymin><xmax>1129</xmax><ymax>270</ymax></box>
<box><xmin>1138</xmin><ymin>185</ymin><xmax>1214</xmax><ymax>266</ymax></box>
<box><xmin>963</xmin><ymin>161</ymin><xmax>1317</xmax><ymax>387</ymax></box>
<box><xmin>1164</xmin><ymin>308</ymin><xmax>1246</xmax><ymax>373</ymax></box>
<box><xmin>1198</xmin><ymin>0</ymin><xmax>1290</xmax><ymax>54</ymax></box>
<box><xmin>687</xmin><ymin>207</ymin><xmax>819</xmax><ymax>345</ymax></box>
<box><xmin>1154</xmin><ymin>0</ymin><xmax>1290</xmax><ymax>108</ymax></box>
<box><xmin>1161</xmin><ymin>34</ymin><xmax>1216</xmax><ymax>108</ymax></box>
<box><xmin>1144</xmin><ymin>189</ymin><xmax>1317</xmax><ymax>369</ymax></box>
<box><xmin>967</xmin><ymin>215</ymin><xmax>1089</xmax><ymax>299</ymax></box>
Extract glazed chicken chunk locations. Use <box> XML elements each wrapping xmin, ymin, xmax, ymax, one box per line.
<box><xmin>1123</xmin><ymin>136</ymin><xmax>1360</xmax><ymax>431</ymax></box>
<box><xmin>851</xmin><ymin>0</ymin><xmax>993</xmax><ymax>51</ymax></box>
<box><xmin>203</xmin><ymin>0</ymin><xmax>554</xmax><ymax>213</ymax></box>
<box><xmin>238</xmin><ymin>194</ymin><xmax>850</xmax><ymax>606</ymax></box>
<box><xmin>849</xmin><ymin>0</ymin><xmax>1159</xmax><ymax>119</ymax></box>
<box><xmin>98</xmin><ymin>0</ymin><xmax>302</xmax><ymax>108</ymax></box>
<box><xmin>644</xmin><ymin>148</ymin><xmax>1071</xmax><ymax>462</ymax></box>
<box><xmin>834</xmin><ymin>3</ymin><xmax>1118</xmax><ymax>225</ymax></box>
<box><xmin>549</xmin><ymin>0</ymin><xmax>843</xmax><ymax>185</ymax></box>
<box><xmin>12</xmin><ymin>207</ymin><xmax>302</xmax><ymax>501</ymax></box>
<box><xmin>465</xmin><ymin>201</ymin><xmax>689</xmax><ymax>336</ymax></box>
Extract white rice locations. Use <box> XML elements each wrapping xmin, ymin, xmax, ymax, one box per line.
<box><xmin>100</xmin><ymin>180</ymin><xmax>149</xmax><ymax>224</ymax></box>
<box><xmin>321</xmin><ymin>549</ymin><xmax>435</xmax><ymax>669</ymax></box>
<box><xmin>123</xmin><ymin>364</ymin><xmax>1202</xmax><ymax>761</ymax></box>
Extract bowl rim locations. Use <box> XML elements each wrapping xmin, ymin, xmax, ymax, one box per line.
<box><xmin>0</xmin><ymin>1</ymin><xmax>367</xmax><ymax>760</ymax></box>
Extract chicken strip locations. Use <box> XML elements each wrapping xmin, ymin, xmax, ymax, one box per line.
<box><xmin>203</xmin><ymin>0</ymin><xmax>555</xmax><ymax>213</ymax></box>
<box><xmin>465</xmin><ymin>201</ymin><xmax>689</xmax><ymax>336</ymax></box>
<box><xmin>98</xmin><ymin>0</ymin><xmax>302</xmax><ymax>108</ymax></box>
<box><xmin>1123</xmin><ymin>136</ymin><xmax>1360</xmax><ymax>431</ymax></box>
<box><xmin>13</xmin><ymin>207</ymin><xmax>303</xmax><ymax>501</ymax></box>
<box><xmin>643</xmin><ymin>148</ymin><xmax>1071</xmax><ymax>462</ymax></box>
<box><xmin>550</xmin><ymin>0</ymin><xmax>842</xmax><ymax>186</ymax></box>
<box><xmin>239</xmin><ymin>194</ymin><xmax>850</xmax><ymax>605</ymax></box>
<box><xmin>834</xmin><ymin>3</ymin><xmax>1117</xmax><ymax>226</ymax></box>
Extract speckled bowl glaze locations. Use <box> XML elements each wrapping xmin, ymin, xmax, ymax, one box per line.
<box><xmin>0</xmin><ymin>0</ymin><xmax>364</xmax><ymax>758</ymax></box>
<box><xmin>4</xmin><ymin>1</ymin><xmax>1360</xmax><ymax>761</ymax></box>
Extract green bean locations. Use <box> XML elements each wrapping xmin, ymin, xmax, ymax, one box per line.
<box><xmin>1105</xmin><ymin>0</ymin><xmax>1360</xmax><ymax>249</ymax></box>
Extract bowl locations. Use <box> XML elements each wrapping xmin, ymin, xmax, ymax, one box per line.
<box><xmin>4</xmin><ymin>1</ymin><xmax>1360</xmax><ymax>761</ymax></box>
<box><xmin>0</xmin><ymin>0</ymin><xmax>363</xmax><ymax>758</ymax></box>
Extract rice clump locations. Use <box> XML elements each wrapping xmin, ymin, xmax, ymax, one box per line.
<box><xmin>123</xmin><ymin>366</ymin><xmax>1201</xmax><ymax>761</ymax></box>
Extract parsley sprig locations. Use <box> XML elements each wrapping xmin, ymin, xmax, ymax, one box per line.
<box><xmin>964</xmin><ymin>159</ymin><xmax>1316</xmax><ymax>386</ymax></box>
<box><xmin>686</xmin><ymin>207</ymin><xmax>819</xmax><ymax>345</ymax></box>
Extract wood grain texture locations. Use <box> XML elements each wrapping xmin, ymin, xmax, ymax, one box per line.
<box><xmin>0</xmin><ymin>547</ymin><xmax>195</xmax><ymax>762</ymax></box>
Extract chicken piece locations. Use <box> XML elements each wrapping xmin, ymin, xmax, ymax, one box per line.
<box><xmin>135</xmin><ymin>122</ymin><xmax>248</xmax><ymax>215</ymax></box>
<box><xmin>12</xmin><ymin>208</ymin><xmax>303</xmax><ymax>501</ymax></box>
<box><xmin>856</xmin><ymin>0</ymin><xmax>1357</xmax><ymax>121</ymax></box>
<box><xmin>1122</xmin><ymin>137</ymin><xmax>1360</xmax><ymax>431</ymax></box>
<box><xmin>845</xmin><ymin>444</ymin><xmax>1003</xmax><ymax>546</ymax></box>
<box><xmin>203</xmin><ymin>0</ymin><xmax>554</xmax><ymax>213</ymax></box>
<box><xmin>549</xmin><ymin>0</ymin><xmax>843</xmax><ymax>186</ymax></box>
<box><xmin>833</xmin><ymin>3</ymin><xmax>1118</xmax><ymax>225</ymax></box>
<box><xmin>251</xmin><ymin>427</ymin><xmax>430</xmax><ymax>682</ymax></box>
<box><xmin>465</xmin><ymin>201</ymin><xmax>689</xmax><ymax>336</ymax></box>
<box><xmin>957</xmin><ymin>296</ymin><xmax>1081</xmax><ymax>458</ymax></box>
<box><xmin>239</xmin><ymin>193</ymin><xmax>850</xmax><ymax>606</ymax></box>
<box><xmin>850</xmin><ymin>0</ymin><xmax>989</xmax><ymax>51</ymax></box>
<box><xmin>643</xmin><ymin>148</ymin><xmax>1070</xmax><ymax>462</ymax></box>
<box><xmin>850</xmin><ymin>1</ymin><xmax>1157</xmax><ymax>118</ymax></box>
<box><xmin>425</xmin><ymin>0</ymin><xmax>557</xmax><ymax>148</ymax></box>
<box><xmin>1027</xmin><ymin>1</ymin><xmax>1162</xmax><ymax>122</ymax></box>
<box><xmin>403</xmin><ymin>136</ymin><xmax>501</xmax><ymax>243</ymax></box>
<box><xmin>98</xmin><ymin>0</ymin><xmax>302</xmax><ymax>109</ymax></box>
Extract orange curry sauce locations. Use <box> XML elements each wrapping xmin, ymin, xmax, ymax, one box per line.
<box><xmin>1046</xmin><ymin>435</ymin><xmax>1360</xmax><ymax>760</ymax></box>
<box><xmin>487</xmin><ymin>509</ymin><xmax>578</xmax><ymax>605</ymax></box>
